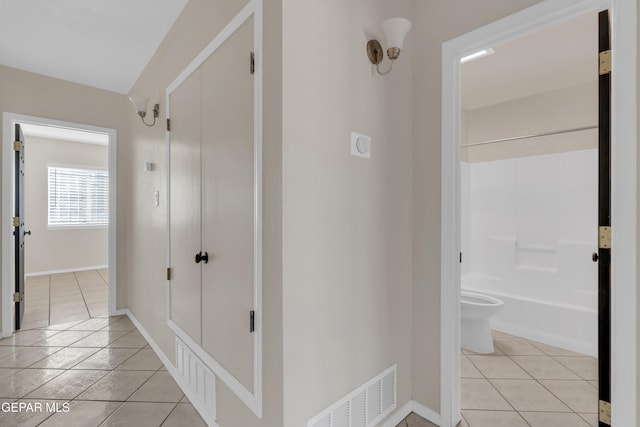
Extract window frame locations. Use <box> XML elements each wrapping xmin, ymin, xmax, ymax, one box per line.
<box><xmin>47</xmin><ymin>163</ymin><xmax>109</xmax><ymax>230</ymax></box>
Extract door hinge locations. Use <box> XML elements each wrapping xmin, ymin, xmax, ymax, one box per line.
<box><xmin>250</xmin><ymin>51</ymin><xmax>255</xmax><ymax>75</ymax></box>
<box><xmin>13</xmin><ymin>292</ymin><xmax>20</xmax><ymax>303</ymax></box>
<box><xmin>166</xmin><ymin>118</ymin><xmax>171</xmax><ymax>132</ymax></box>
<box><xmin>249</xmin><ymin>310</ymin><xmax>255</xmax><ymax>333</ymax></box>
<box><xmin>599</xmin><ymin>400</ymin><xmax>611</xmax><ymax>425</ymax></box>
<box><xmin>599</xmin><ymin>49</ymin><xmax>611</xmax><ymax>75</ymax></box>
<box><xmin>166</xmin><ymin>267</ymin><xmax>172</xmax><ymax>281</ymax></box>
<box><xmin>13</xmin><ymin>141</ymin><xmax>20</xmax><ymax>151</ymax></box>
<box><xmin>12</xmin><ymin>216</ymin><xmax>19</xmax><ymax>227</ymax></box>
<box><xmin>599</xmin><ymin>226</ymin><xmax>611</xmax><ymax>249</ymax></box>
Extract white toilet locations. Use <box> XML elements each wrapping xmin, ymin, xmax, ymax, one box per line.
<box><xmin>460</xmin><ymin>291</ymin><xmax>504</xmax><ymax>353</ymax></box>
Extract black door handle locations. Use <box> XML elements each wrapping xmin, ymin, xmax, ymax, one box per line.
<box><xmin>195</xmin><ymin>251</ymin><xmax>209</xmax><ymax>264</ymax></box>
<box><xmin>24</xmin><ymin>230</ymin><xmax>31</xmax><ymax>236</ymax></box>
<box><xmin>592</xmin><ymin>252</ymin><xmax>599</xmax><ymax>262</ymax></box>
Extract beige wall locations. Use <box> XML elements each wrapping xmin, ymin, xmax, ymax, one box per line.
<box><xmin>282</xmin><ymin>0</ymin><xmax>413</xmax><ymax>425</ymax></box>
<box><xmin>124</xmin><ymin>0</ymin><xmax>283</xmax><ymax>425</ymax></box>
<box><xmin>0</xmin><ymin>64</ymin><xmax>129</xmax><ymax>321</ymax></box>
<box><xmin>411</xmin><ymin>0</ymin><xmax>543</xmax><ymax>411</ymax></box>
<box><xmin>24</xmin><ymin>137</ymin><xmax>108</xmax><ymax>274</ymax></box>
<box><xmin>462</xmin><ymin>81</ymin><xmax>597</xmax><ymax>162</ymax></box>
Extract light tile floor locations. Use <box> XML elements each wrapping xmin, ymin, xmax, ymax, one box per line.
<box><xmin>22</xmin><ymin>270</ymin><xmax>109</xmax><ymax>330</ymax></box>
<box><xmin>0</xmin><ymin>315</ymin><xmax>207</xmax><ymax>426</ymax></box>
<box><xmin>460</xmin><ymin>330</ymin><xmax>598</xmax><ymax>427</ymax></box>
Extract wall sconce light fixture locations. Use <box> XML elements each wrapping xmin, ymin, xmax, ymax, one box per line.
<box><xmin>129</xmin><ymin>95</ymin><xmax>159</xmax><ymax>127</ymax></box>
<box><xmin>367</xmin><ymin>18</ymin><xmax>412</xmax><ymax>75</ymax></box>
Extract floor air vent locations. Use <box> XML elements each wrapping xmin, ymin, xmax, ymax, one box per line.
<box><xmin>176</xmin><ymin>337</ymin><xmax>216</xmax><ymax>421</ymax></box>
<box><xmin>307</xmin><ymin>364</ymin><xmax>397</xmax><ymax>427</ymax></box>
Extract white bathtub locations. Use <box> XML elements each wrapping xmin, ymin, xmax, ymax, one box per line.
<box><xmin>462</xmin><ymin>274</ymin><xmax>597</xmax><ymax>357</ymax></box>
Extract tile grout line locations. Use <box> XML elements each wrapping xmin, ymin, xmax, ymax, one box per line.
<box><xmin>73</xmin><ymin>272</ymin><xmax>92</xmax><ymax>320</ymax></box>
<box><xmin>503</xmin><ymin>336</ymin><xmax>596</xmax><ymax>421</ymax></box>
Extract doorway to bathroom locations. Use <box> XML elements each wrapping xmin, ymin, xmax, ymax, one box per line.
<box><xmin>457</xmin><ymin>9</ymin><xmax>603</xmax><ymax>427</ymax></box>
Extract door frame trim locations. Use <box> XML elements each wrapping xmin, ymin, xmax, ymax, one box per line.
<box><xmin>440</xmin><ymin>0</ymin><xmax>636</xmax><ymax>426</ymax></box>
<box><xmin>1</xmin><ymin>112</ymin><xmax>118</xmax><ymax>337</ymax></box>
<box><xmin>164</xmin><ymin>0</ymin><xmax>264</xmax><ymax>418</ymax></box>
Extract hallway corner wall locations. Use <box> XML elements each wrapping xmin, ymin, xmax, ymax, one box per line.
<box><xmin>282</xmin><ymin>0</ymin><xmax>413</xmax><ymax>425</ymax></box>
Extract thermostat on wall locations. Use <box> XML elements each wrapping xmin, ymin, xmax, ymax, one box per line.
<box><xmin>351</xmin><ymin>132</ymin><xmax>371</xmax><ymax>159</ymax></box>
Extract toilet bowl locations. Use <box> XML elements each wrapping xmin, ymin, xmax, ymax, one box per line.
<box><xmin>461</xmin><ymin>291</ymin><xmax>504</xmax><ymax>353</ymax></box>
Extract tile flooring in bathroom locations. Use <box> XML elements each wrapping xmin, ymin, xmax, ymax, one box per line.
<box><xmin>394</xmin><ymin>330</ymin><xmax>598</xmax><ymax>427</ymax></box>
<box><xmin>460</xmin><ymin>330</ymin><xmax>598</xmax><ymax>427</ymax></box>
<box><xmin>0</xmin><ymin>315</ymin><xmax>207</xmax><ymax>426</ymax></box>
<box><xmin>21</xmin><ymin>270</ymin><xmax>110</xmax><ymax>330</ymax></box>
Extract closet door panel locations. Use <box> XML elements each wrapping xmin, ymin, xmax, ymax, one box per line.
<box><xmin>201</xmin><ymin>18</ymin><xmax>254</xmax><ymax>390</ymax></box>
<box><xmin>169</xmin><ymin>69</ymin><xmax>203</xmax><ymax>344</ymax></box>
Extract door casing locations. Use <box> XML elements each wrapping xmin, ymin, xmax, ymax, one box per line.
<box><xmin>440</xmin><ymin>0</ymin><xmax>637</xmax><ymax>426</ymax></box>
<box><xmin>1</xmin><ymin>113</ymin><xmax>120</xmax><ymax>337</ymax></box>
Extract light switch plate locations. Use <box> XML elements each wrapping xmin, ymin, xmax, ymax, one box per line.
<box><xmin>351</xmin><ymin>132</ymin><xmax>371</xmax><ymax>159</ymax></box>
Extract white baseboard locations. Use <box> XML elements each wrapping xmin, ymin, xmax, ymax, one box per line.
<box><xmin>109</xmin><ymin>308</ymin><xmax>127</xmax><ymax>316</ymax></box>
<box><xmin>380</xmin><ymin>400</ymin><xmax>413</xmax><ymax>427</ymax></box>
<box><xmin>411</xmin><ymin>401</ymin><xmax>441</xmax><ymax>426</ymax></box>
<box><xmin>379</xmin><ymin>400</ymin><xmax>441</xmax><ymax>427</ymax></box>
<box><xmin>124</xmin><ymin>310</ymin><xmax>219</xmax><ymax>427</ymax></box>
<box><xmin>25</xmin><ymin>265</ymin><xmax>108</xmax><ymax>277</ymax></box>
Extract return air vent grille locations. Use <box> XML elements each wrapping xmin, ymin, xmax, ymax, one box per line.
<box><xmin>176</xmin><ymin>338</ymin><xmax>216</xmax><ymax>421</ymax></box>
<box><xmin>307</xmin><ymin>364</ymin><xmax>397</xmax><ymax>427</ymax></box>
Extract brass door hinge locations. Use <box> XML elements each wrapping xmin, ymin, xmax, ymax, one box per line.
<box><xmin>166</xmin><ymin>267</ymin><xmax>172</xmax><ymax>281</ymax></box>
<box><xmin>599</xmin><ymin>49</ymin><xmax>611</xmax><ymax>75</ymax></box>
<box><xmin>599</xmin><ymin>400</ymin><xmax>611</xmax><ymax>425</ymax></box>
<box><xmin>13</xmin><ymin>141</ymin><xmax>20</xmax><ymax>151</ymax></box>
<box><xmin>12</xmin><ymin>216</ymin><xmax>19</xmax><ymax>227</ymax></box>
<box><xmin>599</xmin><ymin>226</ymin><xmax>611</xmax><ymax>249</ymax></box>
<box><xmin>166</xmin><ymin>118</ymin><xmax>171</xmax><ymax>132</ymax></box>
<box><xmin>13</xmin><ymin>292</ymin><xmax>20</xmax><ymax>303</ymax></box>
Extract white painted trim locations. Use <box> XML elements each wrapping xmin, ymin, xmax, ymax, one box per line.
<box><xmin>2</xmin><ymin>113</ymin><xmax>118</xmax><ymax>338</ymax></box>
<box><xmin>164</xmin><ymin>0</ymin><xmax>263</xmax><ymax>417</ymax></box>
<box><xmin>25</xmin><ymin>265</ymin><xmax>109</xmax><ymax>277</ymax></box>
<box><xmin>411</xmin><ymin>401</ymin><xmax>442</xmax><ymax>427</ymax></box>
<box><xmin>379</xmin><ymin>400</ymin><xmax>412</xmax><ymax>427</ymax></box>
<box><xmin>378</xmin><ymin>400</ymin><xmax>441</xmax><ymax>427</ymax></box>
<box><xmin>441</xmin><ymin>1</ymin><xmax>637</xmax><ymax>426</ymax></box>
<box><xmin>126</xmin><ymin>310</ymin><xmax>219</xmax><ymax>427</ymax></box>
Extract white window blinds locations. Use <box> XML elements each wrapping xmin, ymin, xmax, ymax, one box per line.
<box><xmin>48</xmin><ymin>166</ymin><xmax>109</xmax><ymax>227</ymax></box>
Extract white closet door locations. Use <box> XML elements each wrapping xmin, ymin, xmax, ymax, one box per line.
<box><xmin>201</xmin><ymin>18</ymin><xmax>255</xmax><ymax>390</ymax></box>
<box><xmin>169</xmin><ymin>69</ymin><xmax>203</xmax><ymax>344</ymax></box>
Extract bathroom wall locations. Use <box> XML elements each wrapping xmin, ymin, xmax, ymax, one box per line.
<box><xmin>461</xmin><ymin>82</ymin><xmax>598</xmax><ymax>356</ymax></box>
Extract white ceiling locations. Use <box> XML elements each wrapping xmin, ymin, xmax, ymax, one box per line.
<box><xmin>0</xmin><ymin>0</ymin><xmax>189</xmax><ymax>94</ymax></box>
<box><xmin>462</xmin><ymin>12</ymin><xmax>598</xmax><ymax>110</ymax></box>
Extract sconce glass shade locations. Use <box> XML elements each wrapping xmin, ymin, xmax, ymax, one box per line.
<box><xmin>382</xmin><ymin>18</ymin><xmax>412</xmax><ymax>50</ymax></box>
<box><xmin>129</xmin><ymin>95</ymin><xmax>149</xmax><ymax>114</ymax></box>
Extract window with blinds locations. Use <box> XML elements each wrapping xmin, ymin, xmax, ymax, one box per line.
<box><xmin>48</xmin><ymin>166</ymin><xmax>109</xmax><ymax>227</ymax></box>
